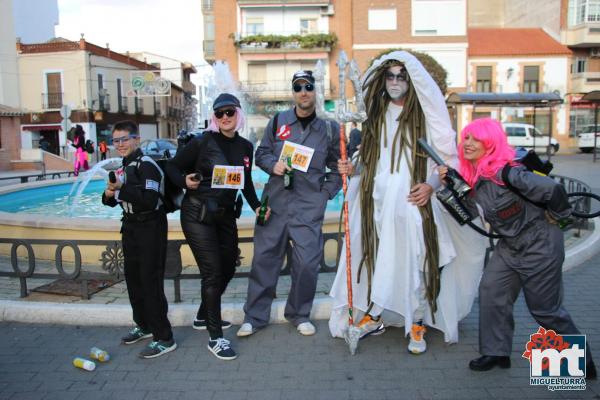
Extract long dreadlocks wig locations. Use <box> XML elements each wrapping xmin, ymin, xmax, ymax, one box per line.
<box><xmin>358</xmin><ymin>52</ymin><xmax>451</xmax><ymax>319</ymax></box>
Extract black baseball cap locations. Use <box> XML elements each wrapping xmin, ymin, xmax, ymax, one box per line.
<box><xmin>292</xmin><ymin>70</ymin><xmax>315</xmax><ymax>85</ymax></box>
<box><xmin>212</xmin><ymin>93</ymin><xmax>241</xmax><ymax>110</ymax></box>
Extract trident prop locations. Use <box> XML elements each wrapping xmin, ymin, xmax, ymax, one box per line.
<box><xmin>315</xmin><ymin>51</ymin><xmax>366</xmax><ymax>355</ymax></box>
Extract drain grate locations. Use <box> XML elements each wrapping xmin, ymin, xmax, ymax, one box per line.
<box><xmin>32</xmin><ymin>278</ymin><xmax>123</xmax><ymax>297</ymax></box>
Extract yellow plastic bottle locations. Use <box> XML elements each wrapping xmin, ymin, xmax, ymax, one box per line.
<box><xmin>89</xmin><ymin>347</ymin><xmax>110</xmax><ymax>362</ymax></box>
<box><xmin>73</xmin><ymin>358</ymin><xmax>96</xmax><ymax>371</ymax></box>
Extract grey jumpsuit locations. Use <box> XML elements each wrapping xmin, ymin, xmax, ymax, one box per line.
<box><xmin>472</xmin><ymin>165</ymin><xmax>593</xmax><ymax>363</ymax></box>
<box><xmin>243</xmin><ymin>108</ymin><xmax>341</xmax><ymax>328</ymax></box>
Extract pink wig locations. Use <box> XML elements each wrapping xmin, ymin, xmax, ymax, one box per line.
<box><xmin>458</xmin><ymin>118</ymin><xmax>516</xmax><ymax>187</ymax></box>
<box><xmin>207</xmin><ymin>106</ymin><xmax>246</xmax><ymax>133</ymax></box>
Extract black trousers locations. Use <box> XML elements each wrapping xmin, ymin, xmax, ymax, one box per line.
<box><xmin>181</xmin><ymin>199</ymin><xmax>238</xmax><ymax>339</ymax></box>
<box><xmin>122</xmin><ymin>213</ymin><xmax>173</xmax><ymax>341</ymax></box>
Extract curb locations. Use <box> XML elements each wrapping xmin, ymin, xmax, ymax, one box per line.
<box><xmin>1</xmin><ymin>219</ymin><xmax>598</xmax><ymax>327</ymax></box>
<box><xmin>0</xmin><ymin>296</ymin><xmax>334</xmax><ymax>327</ymax></box>
<box><xmin>564</xmin><ymin>217</ymin><xmax>600</xmax><ymax>272</ymax></box>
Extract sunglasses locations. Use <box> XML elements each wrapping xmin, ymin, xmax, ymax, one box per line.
<box><xmin>215</xmin><ymin>109</ymin><xmax>236</xmax><ymax>119</ymax></box>
<box><xmin>385</xmin><ymin>70</ymin><xmax>408</xmax><ymax>82</ymax></box>
<box><xmin>112</xmin><ymin>135</ymin><xmax>137</xmax><ymax>144</ymax></box>
<box><xmin>293</xmin><ymin>83</ymin><xmax>315</xmax><ymax>93</ymax></box>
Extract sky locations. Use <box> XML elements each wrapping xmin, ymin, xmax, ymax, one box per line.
<box><xmin>55</xmin><ymin>0</ymin><xmax>209</xmax><ymax>85</ymax></box>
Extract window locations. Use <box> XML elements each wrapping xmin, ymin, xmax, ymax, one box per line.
<box><xmin>98</xmin><ymin>74</ymin><xmax>107</xmax><ymax>110</ymax></box>
<box><xmin>475</xmin><ymin>66</ymin><xmax>492</xmax><ymax>92</ymax></box>
<box><xmin>506</xmin><ymin>127</ymin><xmax>526</xmax><ymax>137</ymax></box>
<box><xmin>576</xmin><ymin>58</ymin><xmax>587</xmax><ymax>73</ymax></box>
<box><xmin>248</xmin><ymin>64</ymin><xmax>267</xmax><ymax>84</ymax></box>
<box><xmin>368</xmin><ymin>9</ymin><xmax>397</xmax><ymax>30</ymax></box>
<box><xmin>246</xmin><ymin>16</ymin><xmax>263</xmax><ymax>35</ymax></box>
<box><xmin>472</xmin><ymin>111</ymin><xmax>491</xmax><ymax>120</ymax></box>
<box><xmin>44</xmin><ymin>72</ymin><xmax>62</xmax><ymax>109</ymax></box>
<box><xmin>568</xmin><ymin>0</ymin><xmax>600</xmax><ymax>25</ymax></box>
<box><xmin>412</xmin><ymin>0</ymin><xmax>466</xmax><ymax>36</ymax></box>
<box><xmin>300</xmin><ymin>18</ymin><xmax>317</xmax><ymax>34</ymax></box>
<box><xmin>523</xmin><ymin>66</ymin><xmax>540</xmax><ymax>93</ymax></box>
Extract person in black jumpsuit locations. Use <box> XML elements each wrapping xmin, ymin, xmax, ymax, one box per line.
<box><xmin>439</xmin><ymin>118</ymin><xmax>596</xmax><ymax>379</ymax></box>
<box><xmin>102</xmin><ymin>120</ymin><xmax>176</xmax><ymax>359</ymax></box>
<box><xmin>167</xmin><ymin>93</ymin><xmax>265</xmax><ymax>360</ymax></box>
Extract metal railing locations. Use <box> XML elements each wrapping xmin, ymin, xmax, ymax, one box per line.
<box><xmin>0</xmin><ymin>233</ymin><xmax>340</xmax><ymax>303</ymax></box>
<box><xmin>42</xmin><ymin>92</ymin><xmax>63</xmax><ymax>109</ymax></box>
<box><xmin>135</xmin><ymin>98</ymin><xmax>144</xmax><ymax>114</ymax></box>
<box><xmin>95</xmin><ymin>94</ymin><xmax>110</xmax><ymax>111</ymax></box>
<box><xmin>119</xmin><ymin>97</ymin><xmax>128</xmax><ymax>113</ymax></box>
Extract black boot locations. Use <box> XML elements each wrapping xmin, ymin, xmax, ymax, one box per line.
<box><xmin>469</xmin><ymin>355</ymin><xmax>511</xmax><ymax>371</ymax></box>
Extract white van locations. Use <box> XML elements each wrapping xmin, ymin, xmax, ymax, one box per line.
<box><xmin>577</xmin><ymin>125</ymin><xmax>600</xmax><ymax>153</ymax></box>
<box><xmin>502</xmin><ymin>123</ymin><xmax>560</xmax><ymax>154</ymax></box>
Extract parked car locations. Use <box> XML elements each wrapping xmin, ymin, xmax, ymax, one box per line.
<box><xmin>502</xmin><ymin>123</ymin><xmax>560</xmax><ymax>154</ymax></box>
<box><xmin>139</xmin><ymin>139</ymin><xmax>177</xmax><ymax>160</ymax></box>
<box><xmin>577</xmin><ymin>125</ymin><xmax>600</xmax><ymax>153</ymax></box>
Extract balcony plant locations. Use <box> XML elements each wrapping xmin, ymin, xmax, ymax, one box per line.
<box><xmin>233</xmin><ymin>32</ymin><xmax>338</xmax><ymax>49</ymax></box>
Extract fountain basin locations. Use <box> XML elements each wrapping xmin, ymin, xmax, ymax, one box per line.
<box><xmin>0</xmin><ymin>178</ymin><xmax>343</xmax><ymax>266</ymax></box>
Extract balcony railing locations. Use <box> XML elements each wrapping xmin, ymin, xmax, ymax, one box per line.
<box><xmin>94</xmin><ymin>94</ymin><xmax>110</xmax><ymax>111</ymax></box>
<box><xmin>135</xmin><ymin>99</ymin><xmax>144</xmax><ymax>115</ymax></box>
<box><xmin>182</xmin><ymin>81</ymin><xmax>197</xmax><ymax>95</ymax></box>
<box><xmin>234</xmin><ymin>32</ymin><xmax>337</xmax><ymax>52</ymax></box>
<box><xmin>118</xmin><ymin>97</ymin><xmax>128</xmax><ymax>113</ymax></box>
<box><xmin>42</xmin><ymin>92</ymin><xmax>63</xmax><ymax>109</ymax></box>
<box><xmin>203</xmin><ymin>40</ymin><xmax>215</xmax><ymax>59</ymax></box>
<box><xmin>168</xmin><ymin>107</ymin><xmax>184</xmax><ymax>119</ymax></box>
<box><xmin>201</xmin><ymin>0</ymin><xmax>213</xmax><ymax>12</ymax></box>
<box><xmin>240</xmin><ymin>80</ymin><xmax>332</xmax><ymax>100</ymax></box>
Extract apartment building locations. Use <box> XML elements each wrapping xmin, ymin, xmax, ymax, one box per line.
<box><xmin>351</xmin><ymin>0</ymin><xmax>468</xmax><ymax>91</ymax></box>
<box><xmin>467</xmin><ymin>0</ymin><xmax>600</xmax><ymax>144</ymax></box>
<box><xmin>203</xmin><ymin>0</ymin><xmax>468</xmax><ymax>135</ymax></box>
<box><xmin>203</xmin><ymin>0</ymin><xmax>343</xmax><ymax>133</ymax></box>
<box><xmin>459</xmin><ymin>28</ymin><xmax>571</xmax><ymax>142</ymax></box>
<box><xmin>16</xmin><ymin>36</ymin><xmax>162</xmax><ymax>158</ymax></box>
<box><xmin>561</xmin><ymin>0</ymin><xmax>600</xmax><ymax>136</ymax></box>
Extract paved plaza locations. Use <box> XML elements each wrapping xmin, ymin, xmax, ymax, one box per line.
<box><xmin>0</xmin><ymin>153</ymin><xmax>599</xmax><ymax>399</ymax></box>
<box><xmin>0</xmin><ymin>256</ymin><xmax>599</xmax><ymax>400</ymax></box>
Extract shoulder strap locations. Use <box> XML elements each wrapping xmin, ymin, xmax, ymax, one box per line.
<box><xmin>271</xmin><ymin>112</ymin><xmax>280</xmax><ymax>138</ymax></box>
<box><xmin>137</xmin><ymin>155</ymin><xmax>165</xmax><ymax>197</ymax></box>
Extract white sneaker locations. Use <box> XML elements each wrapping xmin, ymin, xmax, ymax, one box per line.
<box><xmin>297</xmin><ymin>321</ymin><xmax>316</xmax><ymax>336</ymax></box>
<box><xmin>407</xmin><ymin>323</ymin><xmax>427</xmax><ymax>354</ymax></box>
<box><xmin>236</xmin><ymin>322</ymin><xmax>256</xmax><ymax>337</ymax></box>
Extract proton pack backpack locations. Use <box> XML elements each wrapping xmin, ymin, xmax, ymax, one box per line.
<box><xmin>135</xmin><ymin>155</ymin><xmax>183</xmax><ymax>213</ymax></box>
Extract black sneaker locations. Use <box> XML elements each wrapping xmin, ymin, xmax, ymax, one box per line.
<box><xmin>193</xmin><ymin>318</ymin><xmax>232</xmax><ymax>331</ymax></box>
<box><xmin>139</xmin><ymin>339</ymin><xmax>177</xmax><ymax>359</ymax></box>
<box><xmin>121</xmin><ymin>327</ymin><xmax>152</xmax><ymax>345</ymax></box>
<box><xmin>207</xmin><ymin>337</ymin><xmax>238</xmax><ymax>361</ymax></box>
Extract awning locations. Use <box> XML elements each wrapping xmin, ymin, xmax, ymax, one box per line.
<box><xmin>21</xmin><ymin>124</ymin><xmax>62</xmax><ymax>131</ymax></box>
<box><xmin>446</xmin><ymin>92</ymin><xmax>563</xmax><ymax>106</ymax></box>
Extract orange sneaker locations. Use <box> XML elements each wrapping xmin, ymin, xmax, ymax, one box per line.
<box><xmin>408</xmin><ymin>323</ymin><xmax>427</xmax><ymax>354</ymax></box>
<box><xmin>357</xmin><ymin>314</ymin><xmax>385</xmax><ymax>340</ymax></box>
